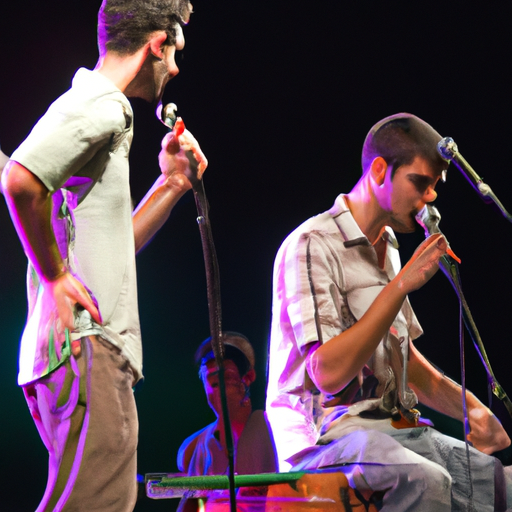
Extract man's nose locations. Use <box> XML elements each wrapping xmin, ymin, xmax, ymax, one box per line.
<box><xmin>423</xmin><ymin>186</ymin><xmax>437</xmax><ymax>203</ymax></box>
<box><xmin>168</xmin><ymin>61</ymin><xmax>180</xmax><ymax>78</ymax></box>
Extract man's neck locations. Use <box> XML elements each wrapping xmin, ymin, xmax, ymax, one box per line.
<box><xmin>216</xmin><ymin>403</ymin><xmax>253</xmax><ymax>445</ymax></box>
<box><xmin>94</xmin><ymin>48</ymin><xmax>149</xmax><ymax>93</ymax></box>
<box><xmin>344</xmin><ymin>176</ymin><xmax>388</xmax><ymax>245</ymax></box>
<box><xmin>344</xmin><ymin>176</ymin><xmax>391</xmax><ymax>269</ymax></box>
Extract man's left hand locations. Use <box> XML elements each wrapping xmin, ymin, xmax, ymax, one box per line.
<box><xmin>468</xmin><ymin>406</ymin><xmax>511</xmax><ymax>454</ymax></box>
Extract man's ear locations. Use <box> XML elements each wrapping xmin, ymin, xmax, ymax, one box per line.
<box><xmin>369</xmin><ymin>156</ymin><xmax>389</xmax><ymax>186</ymax></box>
<box><xmin>148</xmin><ymin>31</ymin><xmax>169</xmax><ymax>59</ymax></box>
<box><xmin>242</xmin><ymin>369</ymin><xmax>256</xmax><ymax>386</ymax></box>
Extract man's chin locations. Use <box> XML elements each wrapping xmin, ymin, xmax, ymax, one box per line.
<box><xmin>390</xmin><ymin>216</ymin><xmax>416</xmax><ymax>234</ymax></box>
<box><xmin>127</xmin><ymin>94</ymin><xmax>161</xmax><ymax>108</ymax></box>
<box><xmin>124</xmin><ymin>86</ymin><xmax>163</xmax><ymax>107</ymax></box>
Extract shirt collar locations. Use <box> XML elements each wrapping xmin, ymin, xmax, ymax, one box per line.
<box><xmin>328</xmin><ymin>194</ymin><xmax>399</xmax><ymax>249</ymax></box>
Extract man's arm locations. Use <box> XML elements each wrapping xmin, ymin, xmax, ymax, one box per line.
<box><xmin>1</xmin><ymin>161</ymin><xmax>101</xmax><ymax>338</ymax></box>
<box><xmin>132</xmin><ymin>119</ymin><xmax>207</xmax><ymax>253</ymax></box>
<box><xmin>307</xmin><ymin>234</ymin><xmax>448</xmax><ymax>395</ymax></box>
<box><xmin>408</xmin><ymin>341</ymin><xmax>511</xmax><ymax>454</ymax></box>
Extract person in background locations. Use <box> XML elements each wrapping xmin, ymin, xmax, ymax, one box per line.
<box><xmin>178</xmin><ymin>331</ymin><xmax>277</xmax><ymax>477</ymax></box>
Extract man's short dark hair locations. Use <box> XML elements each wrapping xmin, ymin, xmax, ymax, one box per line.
<box><xmin>361</xmin><ymin>113</ymin><xmax>447</xmax><ymax>177</ymax></box>
<box><xmin>195</xmin><ymin>332</ymin><xmax>255</xmax><ymax>378</ymax></box>
<box><xmin>98</xmin><ymin>0</ymin><xmax>192</xmax><ymax>55</ymax></box>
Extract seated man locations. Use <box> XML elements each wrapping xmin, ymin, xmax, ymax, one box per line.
<box><xmin>266</xmin><ymin>113</ymin><xmax>511</xmax><ymax>511</ymax></box>
<box><xmin>178</xmin><ymin>331</ymin><xmax>277</xmax><ymax>477</ymax></box>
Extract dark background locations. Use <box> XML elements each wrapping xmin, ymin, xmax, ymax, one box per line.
<box><xmin>2</xmin><ymin>1</ymin><xmax>512</xmax><ymax>510</ymax></box>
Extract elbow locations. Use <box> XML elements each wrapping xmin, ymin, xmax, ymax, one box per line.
<box><xmin>306</xmin><ymin>348</ymin><xmax>354</xmax><ymax>395</ymax></box>
<box><xmin>2</xmin><ymin>161</ymin><xmax>49</xmax><ymax>203</ymax></box>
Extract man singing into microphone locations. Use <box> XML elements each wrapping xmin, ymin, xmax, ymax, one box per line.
<box><xmin>2</xmin><ymin>1</ymin><xmax>206</xmax><ymax>510</ymax></box>
<box><xmin>266</xmin><ymin>113</ymin><xmax>511</xmax><ymax>511</ymax></box>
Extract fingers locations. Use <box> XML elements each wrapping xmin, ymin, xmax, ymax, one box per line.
<box><xmin>160</xmin><ymin>120</ymin><xmax>208</xmax><ymax>181</ymax></box>
<box><xmin>54</xmin><ymin>293</ymin><xmax>76</xmax><ymax>331</ymax></box>
<box><xmin>162</xmin><ymin>117</ymin><xmax>187</xmax><ymax>155</ymax></box>
<box><xmin>174</xmin><ymin>117</ymin><xmax>185</xmax><ymax>137</ymax></box>
<box><xmin>178</xmin><ymin>130</ymin><xmax>208</xmax><ymax>178</ymax></box>
<box><xmin>71</xmin><ymin>340</ymin><xmax>82</xmax><ymax>357</ymax></box>
<box><xmin>190</xmin><ymin>145</ymin><xmax>208</xmax><ymax>178</ymax></box>
<box><xmin>71</xmin><ymin>281</ymin><xmax>102</xmax><ymax>325</ymax></box>
<box><xmin>467</xmin><ymin>407</ymin><xmax>511</xmax><ymax>454</ymax></box>
<box><xmin>397</xmin><ymin>234</ymin><xmax>448</xmax><ymax>294</ymax></box>
<box><xmin>162</xmin><ymin>131</ymin><xmax>180</xmax><ymax>156</ymax></box>
<box><xmin>414</xmin><ymin>233</ymin><xmax>446</xmax><ymax>255</ymax></box>
<box><xmin>49</xmin><ymin>273</ymin><xmax>103</xmax><ymax>331</ymax></box>
<box><xmin>410</xmin><ymin>234</ymin><xmax>447</xmax><ymax>268</ymax></box>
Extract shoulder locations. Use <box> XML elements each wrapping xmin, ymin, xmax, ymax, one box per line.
<box><xmin>237</xmin><ymin>411</ymin><xmax>278</xmax><ymax>474</ymax></box>
<box><xmin>48</xmin><ymin>68</ymin><xmax>131</xmax><ymax>138</ymax></box>
<box><xmin>277</xmin><ymin>211</ymin><xmax>339</xmax><ymax>261</ymax></box>
<box><xmin>177</xmin><ymin>423</ymin><xmax>216</xmax><ymax>473</ymax></box>
<box><xmin>275</xmin><ymin>215</ymin><xmax>344</xmax><ymax>280</ymax></box>
<box><xmin>240</xmin><ymin>411</ymin><xmax>275</xmax><ymax>448</ymax></box>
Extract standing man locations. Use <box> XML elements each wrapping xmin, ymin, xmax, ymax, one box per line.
<box><xmin>266</xmin><ymin>113</ymin><xmax>511</xmax><ymax>511</ymax></box>
<box><xmin>1</xmin><ymin>1</ymin><xmax>207</xmax><ymax>511</ymax></box>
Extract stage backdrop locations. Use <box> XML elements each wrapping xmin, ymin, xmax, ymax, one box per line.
<box><xmin>1</xmin><ymin>2</ymin><xmax>512</xmax><ymax>510</ymax></box>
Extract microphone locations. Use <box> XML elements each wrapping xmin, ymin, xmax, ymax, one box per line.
<box><xmin>156</xmin><ymin>102</ymin><xmax>178</xmax><ymax>130</ymax></box>
<box><xmin>437</xmin><ymin>137</ymin><xmax>492</xmax><ymax>203</ymax></box>
<box><xmin>415</xmin><ymin>204</ymin><xmax>461</xmax><ymax>263</ymax></box>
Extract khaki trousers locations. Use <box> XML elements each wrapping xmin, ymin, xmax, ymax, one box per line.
<box><xmin>23</xmin><ymin>336</ymin><xmax>138</xmax><ymax>512</ymax></box>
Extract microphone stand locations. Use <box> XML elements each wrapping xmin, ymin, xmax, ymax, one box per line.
<box><xmin>193</xmin><ymin>179</ymin><xmax>237</xmax><ymax>512</ymax></box>
<box><xmin>158</xmin><ymin>104</ymin><xmax>237</xmax><ymax>512</ymax></box>
<box><xmin>438</xmin><ymin>255</ymin><xmax>512</xmax><ymax>419</ymax></box>
<box><xmin>436</xmin><ymin>138</ymin><xmax>512</xmax><ymax>415</ymax></box>
<box><xmin>438</xmin><ymin>137</ymin><xmax>512</xmax><ymax>222</ymax></box>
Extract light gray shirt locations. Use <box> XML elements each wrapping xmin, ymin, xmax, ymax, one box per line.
<box><xmin>12</xmin><ymin>68</ymin><xmax>142</xmax><ymax>385</ymax></box>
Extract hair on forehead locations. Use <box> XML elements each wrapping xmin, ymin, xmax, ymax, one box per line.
<box><xmin>98</xmin><ymin>0</ymin><xmax>192</xmax><ymax>56</ymax></box>
<box><xmin>361</xmin><ymin>113</ymin><xmax>447</xmax><ymax>177</ymax></box>
<box><xmin>195</xmin><ymin>331</ymin><xmax>255</xmax><ymax>379</ymax></box>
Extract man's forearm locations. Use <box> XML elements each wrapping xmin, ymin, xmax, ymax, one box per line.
<box><xmin>307</xmin><ymin>234</ymin><xmax>448</xmax><ymax>395</ymax></box>
<box><xmin>2</xmin><ymin>161</ymin><xmax>65</xmax><ymax>281</ymax></box>
<box><xmin>132</xmin><ymin>174</ymin><xmax>189</xmax><ymax>254</ymax></box>
<box><xmin>307</xmin><ymin>277</ymin><xmax>407</xmax><ymax>395</ymax></box>
<box><xmin>408</xmin><ymin>341</ymin><xmax>511</xmax><ymax>453</ymax></box>
<box><xmin>408</xmin><ymin>341</ymin><xmax>468</xmax><ymax>418</ymax></box>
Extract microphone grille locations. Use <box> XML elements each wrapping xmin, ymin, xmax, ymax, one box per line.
<box><xmin>415</xmin><ymin>205</ymin><xmax>441</xmax><ymax>235</ymax></box>
<box><xmin>437</xmin><ymin>137</ymin><xmax>458</xmax><ymax>160</ymax></box>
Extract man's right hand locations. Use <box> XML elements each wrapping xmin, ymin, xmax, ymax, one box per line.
<box><xmin>158</xmin><ymin>117</ymin><xmax>208</xmax><ymax>191</ymax></box>
<box><xmin>397</xmin><ymin>233</ymin><xmax>447</xmax><ymax>295</ymax></box>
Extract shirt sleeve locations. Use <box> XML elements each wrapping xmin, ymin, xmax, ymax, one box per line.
<box><xmin>280</xmin><ymin>230</ymin><xmax>348</xmax><ymax>355</ymax></box>
<box><xmin>11</xmin><ymin>91</ymin><xmax>128</xmax><ymax>192</ymax></box>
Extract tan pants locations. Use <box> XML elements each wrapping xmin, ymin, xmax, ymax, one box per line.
<box><xmin>23</xmin><ymin>336</ymin><xmax>138</xmax><ymax>512</ymax></box>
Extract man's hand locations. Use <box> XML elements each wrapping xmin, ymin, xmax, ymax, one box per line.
<box><xmin>132</xmin><ymin>118</ymin><xmax>208</xmax><ymax>252</ymax></box>
<box><xmin>44</xmin><ymin>272</ymin><xmax>102</xmax><ymax>356</ymax></box>
<box><xmin>158</xmin><ymin>117</ymin><xmax>208</xmax><ymax>191</ymax></box>
<box><xmin>397</xmin><ymin>233</ymin><xmax>447</xmax><ymax>294</ymax></box>
<box><xmin>467</xmin><ymin>406</ymin><xmax>511</xmax><ymax>454</ymax></box>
